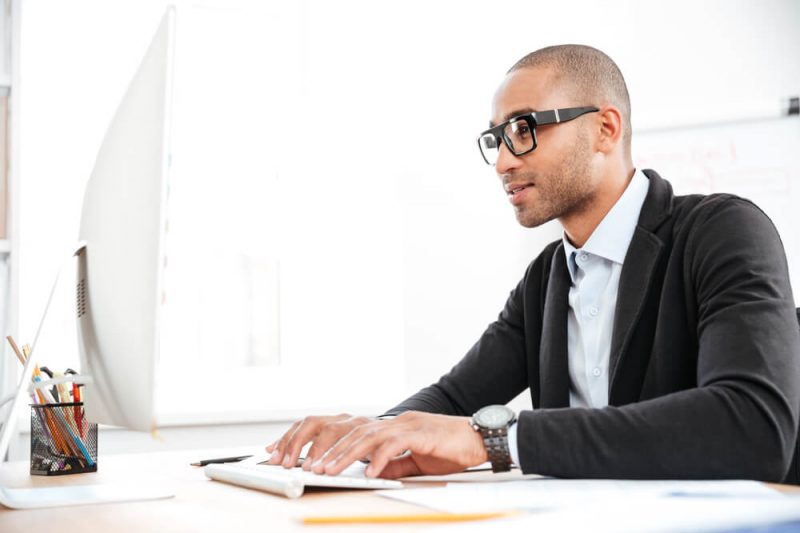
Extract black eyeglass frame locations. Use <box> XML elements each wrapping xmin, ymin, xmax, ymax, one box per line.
<box><xmin>477</xmin><ymin>106</ymin><xmax>600</xmax><ymax>165</ymax></box>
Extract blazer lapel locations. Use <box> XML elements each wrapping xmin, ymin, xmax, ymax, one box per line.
<box><xmin>608</xmin><ymin>169</ymin><xmax>673</xmax><ymax>403</ymax></box>
<box><xmin>539</xmin><ymin>247</ymin><xmax>571</xmax><ymax>408</ymax></box>
<box><xmin>608</xmin><ymin>228</ymin><xmax>664</xmax><ymax>399</ymax></box>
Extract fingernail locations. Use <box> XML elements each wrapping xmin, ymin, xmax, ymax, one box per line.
<box><xmin>365</xmin><ymin>465</ymin><xmax>375</xmax><ymax>477</ymax></box>
<box><xmin>311</xmin><ymin>459</ymin><xmax>323</xmax><ymax>469</ymax></box>
<box><xmin>324</xmin><ymin>459</ymin><xmax>337</xmax><ymax>473</ymax></box>
<box><xmin>282</xmin><ymin>456</ymin><xmax>292</xmax><ymax>468</ymax></box>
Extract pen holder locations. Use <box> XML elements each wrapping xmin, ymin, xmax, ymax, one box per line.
<box><xmin>30</xmin><ymin>402</ymin><xmax>98</xmax><ymax>476</ymax></box>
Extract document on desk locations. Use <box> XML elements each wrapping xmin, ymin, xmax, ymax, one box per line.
<box><xmin>421</xmin><ymin>497</ymin><xmax>800</xmax><ymax>533</ymax></box>
<box><xmin>378</xmin><ymin>479</ymin><xmax>781</xmax><ymax>514</ymax></box>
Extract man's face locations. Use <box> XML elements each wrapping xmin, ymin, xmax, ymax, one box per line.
<box><xmin>490</xmin><ymin>67</ymin><xmax>597</xmax><ymax>228</ymax></box>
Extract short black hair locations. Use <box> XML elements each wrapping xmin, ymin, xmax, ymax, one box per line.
<box><xmin>509</xmin><ymin>45</ymin><xmax>632</xmax><ymax>153</ymax></box>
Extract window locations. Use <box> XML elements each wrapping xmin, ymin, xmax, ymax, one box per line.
<box><xmin>18</xmin><ymin>0</ymin><xmax>565</xmax><ymax>425</ymax></box>
<box><xmin>19</xmin><ymin>1</ymin><xmax>409</xmax><ymax>422</ymax></box>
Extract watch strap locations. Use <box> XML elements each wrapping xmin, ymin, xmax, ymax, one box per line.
<box><xmin>478</xmin><ymin>425</ymin><xmax>513</xmax><ymax>473</ymax></box>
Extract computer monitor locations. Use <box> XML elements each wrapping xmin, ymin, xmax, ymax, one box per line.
<box><xmin>0</xmin><ymin>7</ymin><xmax>176</xmax><ymax>508</ymax></box>
<box><xmin>75</xmin><ymin>3</ymin><xmax>174</xmax><ymax>433</ymax></box>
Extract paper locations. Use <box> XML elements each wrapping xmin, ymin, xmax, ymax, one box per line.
<box><xmin>422</xmin><ymin>496</ymin><xmax>800</xmax><ymax>533</ymax></box>
<box><xmin>399</xmin><ymin>464</ymin><xmax>544</xmax><ymax>483</ymax></box>
<box><xmin>378</xmin><ymin>479</ymin><xmax>781</xmax><ymax>514</ymax></box>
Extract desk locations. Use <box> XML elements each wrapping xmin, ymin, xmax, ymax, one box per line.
<box><xmin>1</xmin><ymin>447</ymin><xmax>799</xmax><ymax>533</ymax></box>
<box><xmin>0</xmin><ymin>447</ymin><xmax>453</xmax><ymax>533</ymax></box>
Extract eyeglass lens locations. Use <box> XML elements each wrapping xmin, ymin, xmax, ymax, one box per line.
<box><xmin>478</xmin><ymin>134</ymin><xmax>499</xmax><ymax>164</ymax></box>
<box><xmin>504</xmin><ymin>119</ymin><xmax>534</xmax><ymax>155</ymax></box>
<box><xmin>479</xmin><ymin>118</ymin><xmax>536</xmax><ymax>165</ymax></box>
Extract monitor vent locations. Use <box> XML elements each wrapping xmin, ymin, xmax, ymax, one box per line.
<box><xmin>76</xmin><ymin>278</ymin><xmax>87</xmax><ymax>318</ymax></box>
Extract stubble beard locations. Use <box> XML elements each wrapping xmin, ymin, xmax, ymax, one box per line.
<box><xmin>514</xmin><ymin>131</ymin><xmax>595</xmax><ymax>228</ymax></box>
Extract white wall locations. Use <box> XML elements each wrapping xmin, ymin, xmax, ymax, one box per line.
<box><xmin>372</xmin><ymin>0</ymin><xmax>800</xmax><ymax>403</ymax></box>
<box><xmin>11</xmin><ymin>0</ymin><xmax>800</xmax><ymax>439</ymax></box>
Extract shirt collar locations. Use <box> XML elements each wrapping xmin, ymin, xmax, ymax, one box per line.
<box><xmin>563</xmin><ymin>236</ymin><xmax>580</xmax><ymax>283</ymax></box>
<box><xmin>562</xmin><ymin>169</ymin><xmax>650</xmax><ymax>279</ymax></box>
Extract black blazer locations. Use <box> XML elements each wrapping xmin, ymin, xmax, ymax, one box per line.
<box><xmin>388</xmin><ymin>169</ymin><xmax>800</xmax><ymax>483</ymax></box>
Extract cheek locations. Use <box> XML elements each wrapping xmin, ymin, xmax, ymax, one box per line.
<box><xmin>535</xmin><ymin>127</ymin><xmax>575</xmax><ymax>162</ymax></box>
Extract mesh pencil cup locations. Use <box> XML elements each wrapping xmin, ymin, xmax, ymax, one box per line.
<box><xmin>30</xmin><ymin>402</ymin><xmax>98</xmax><ymax>475</ymax></box>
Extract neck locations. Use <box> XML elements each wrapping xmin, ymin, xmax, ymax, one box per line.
<box><xmin>561</xmin><ymin>164</ymin><xmax>635</xmax><ymax>248</ymax></box>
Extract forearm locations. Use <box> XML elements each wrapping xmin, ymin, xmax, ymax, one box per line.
<box><xmin>517</xmin><ymin>381</ymin><xmax>798</xmax><ymax>481</ymax></box>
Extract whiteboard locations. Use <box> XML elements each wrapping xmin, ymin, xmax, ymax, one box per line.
<box><xmin>633</xmin><ymin>115</ymin><xmax>800</xmax><ymax>304</ymax></box>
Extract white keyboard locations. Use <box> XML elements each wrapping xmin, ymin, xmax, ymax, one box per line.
<box><xmin>205</xmin><ymin>461</ymin><xmax>403</xmax><ymax>499</ymax></box>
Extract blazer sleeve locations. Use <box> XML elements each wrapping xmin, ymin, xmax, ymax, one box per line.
<box><xmin>516</xmin><ymin>198</ymin><xmax>800</xmax><ymax>481</ymax></box>
<box><xmin>382</xmin><ymin>248</ymin><xmax>552</xmax><ymax>417</ymax></box>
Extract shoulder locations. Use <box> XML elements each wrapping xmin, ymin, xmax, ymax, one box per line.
<box><xmin>674</xmin><ymin>193</ymin><xmax>781</xmax><ymax>248</ymax></box>
<box><xmin>679</xmin><ymin>192</ymin><xmax>769</xmax><ymax>222</ymax></box>
<box><xmin>672</xmin><ymin>193</ymin><xmax>789</xmax><ymax>290</ymax></box>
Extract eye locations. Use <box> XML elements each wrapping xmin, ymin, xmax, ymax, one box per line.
<box><xmin>510</xmin><ymin>121</ymin><xmax>530</xmax><ymax>138</ymax></box>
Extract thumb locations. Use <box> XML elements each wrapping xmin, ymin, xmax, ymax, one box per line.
<box><xmin>372</xmin><ymin>455</ymin><xmax>422</xmax><ymax>479</ymax></box>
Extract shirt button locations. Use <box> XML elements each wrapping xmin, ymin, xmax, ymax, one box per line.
<box><xmin>589</xmin><ymin>306</ymin><xmax>599</xmax><ymax>316</ymax></box>
<box><xmin>592</xmin><ymin>367</ymin><xmax>602</xmax><ymax>377</ymax></box>
<box><xmin>579</xmin><ymin>253</ymin><xmax>589</xmax><ymax>262</ymax></box>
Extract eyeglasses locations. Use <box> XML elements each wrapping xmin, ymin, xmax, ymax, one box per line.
<box><xmin>477</xmin><ymin>106</ymin><xmax>599</xmax><ymax>166</ymax></box>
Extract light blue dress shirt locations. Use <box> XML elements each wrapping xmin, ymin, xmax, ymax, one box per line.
<box><xmin>508</xmin><ymin>169</ymin><xmax>650</xmax><ymax>466</ymax></box>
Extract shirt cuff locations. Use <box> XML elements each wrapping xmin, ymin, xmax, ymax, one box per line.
<box><xmin>508</xmin><ymin>421</ymin><xmax>520</xmax><ymax>467</ymax></box>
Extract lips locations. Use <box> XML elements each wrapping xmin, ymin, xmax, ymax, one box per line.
<box><xmin>507</xmin><ymin>184</ymin><xmax>533</xmax><ymax>195</ymax></box>
<box><xmin>505</xmin><ymin>182</ymin><xmax>534</xmax><ymax>205</ymax></box>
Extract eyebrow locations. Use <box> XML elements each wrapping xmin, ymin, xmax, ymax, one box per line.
<box><xmin>489</xmin><ymin>107</ymin><xmax>537</xmax><ymax>128</ymax></box>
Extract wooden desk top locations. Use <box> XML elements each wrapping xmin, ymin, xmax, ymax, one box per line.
<box><xmin>0</xmin><ymin>447</ymin><xmax>445</xmax><ymax>533</ymax></box>
<box><xmin>2</xmin><ymin>447</ymin><xmax>798</xmax><ymax>533</ymax></box>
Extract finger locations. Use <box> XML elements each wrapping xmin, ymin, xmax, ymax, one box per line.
<box><xmin>281</xmin><ymin>417</ymin><xmax>320</xmax><ymax>468</ymax></box>
<box><xmin>268</xmin><ymin>421</ymin><xmax>300</xmax><ymax>464</ymax></box>
<box><xmin>303</xmin><ymin>417</ymin><xmax>369</xmax><ymax>470</ymax></box>
<box><xmin>283</xmin><ymin>414</ymin><xmax>349</xmax><ymax>468</ymax></box>
<box><xmin>310</xmin><ymin>415</ymin><xmax>407</xmax><ymax>473</ymax></box>
<box><xmin>364</xmin><ymin>434</ymin><xmax>418</xmax><ymax>478</ymax></box>
<box><xmin>303</xmin><ymin>422</ymin><xmax>351</xmax><ymax>469</ymax></box>
<box><xmin>265</xmin><ymin>440</ymin><xmax>277</xmax><ymax>453</ymax></box>
<box><xmin>323</xmin><ymin>425</ymin><xmax>400</xmax><ymax>476</ymax></box>
<box><xmin>311</xmin><ymin>422</ymin><xmax>380</xmax><ymax>474</ymax></box>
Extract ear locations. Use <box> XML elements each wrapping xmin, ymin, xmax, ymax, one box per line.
<box><xmin>595</xmin><ymin>106</ymin><xmax>623</xmax><ymax>154</ymax></box>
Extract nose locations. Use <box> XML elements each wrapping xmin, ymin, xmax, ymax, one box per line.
<box><xmin>495</xmin><ymin>141</ymin><xmax>522</xmax><ymax>176</ymax></box>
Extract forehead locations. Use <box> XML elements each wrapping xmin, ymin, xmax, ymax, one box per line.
<box><xmin>490</xmin><ymin>67</ymin><xmax>562</xmax><ymax>126</ymax></box>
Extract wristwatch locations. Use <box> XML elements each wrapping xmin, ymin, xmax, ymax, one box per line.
<box><xmin>470</xmin><ymin>405</ymin><xmax>516</xmax><ymax>473</ymax></box>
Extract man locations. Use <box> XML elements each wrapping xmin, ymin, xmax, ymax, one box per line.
<box><xmin>267</xmin><ymin>45</ymin><xmax>800</xmax><ymax>483</ymax></box>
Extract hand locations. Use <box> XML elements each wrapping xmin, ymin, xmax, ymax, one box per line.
<box><xmin>309</xmin><ymin>411</ymin><xmax>488</xmax><ymax>479</ymax></box>
<box><xmin>265</xmin><ymin>414</ymin><xmax>371</xmax><ymax>469</ymax></box>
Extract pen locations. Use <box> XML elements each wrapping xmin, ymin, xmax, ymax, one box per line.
<box><xmin>65</xmin><ymin>369</ymin><xmax>83</xmax><ymax>437</ymax></box>
<box><xmin>301</xmin><ymin>511</ymin><xmax>521</xmax><ymax>525</ymax></box>
<box><xmin>6</xmin><ymin>336</ymin><xmax>25</xmax><ymax>365</ymax></box>
<box><xmin>190</xmin><ymin>455</ymin><xmax>253</xmax><ymax>467</ymax></box>
<box><xmin>39</xmin><ymin>366</ymin><xmax>59</xmax><ymax>400</ymax></box>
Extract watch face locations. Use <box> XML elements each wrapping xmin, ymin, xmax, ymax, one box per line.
<box><xmin>475</xmin><ymin>405</ymin><xmax>514</xmax><ymax>429</ymax></box>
